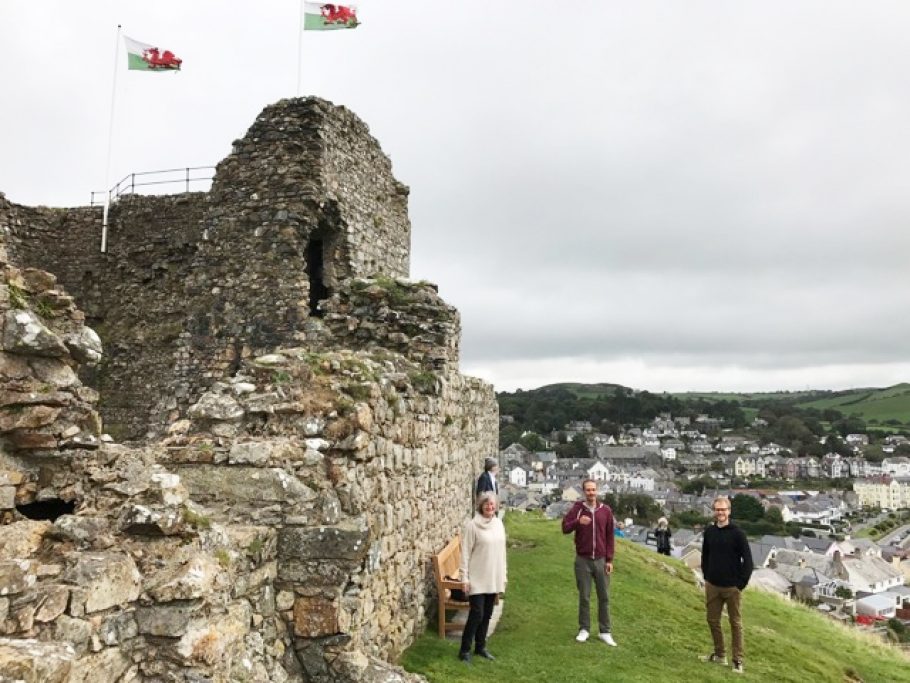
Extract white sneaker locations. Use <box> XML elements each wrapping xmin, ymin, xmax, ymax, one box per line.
<box><xmin>599</xmin><ymin>633</ymin><xmax>617</xmax><ymax>647</ymax></box>
<box><xmin>575</xmin><ymin>629</ymin><xmax>589</xmax><ymax>642</ymax></box>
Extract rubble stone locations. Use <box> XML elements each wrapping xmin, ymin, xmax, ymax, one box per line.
<box><xmin>0</xmin><ymin>638</ymin><xmax>74</xmax><ymax>683</ymax></box>
<box><xmin>63</xmin><ymin>553</ymin><xmax>141</xmax><ymax>614</ymax></box>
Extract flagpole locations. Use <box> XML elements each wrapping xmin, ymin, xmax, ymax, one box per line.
<box><xmin>296</xmin><ymin>0</ymin><xmax>304</xmax><ymax>95</ymax></box>
<box><xmin>101</xmin><ymin>24</ymin><xmax>122</xmax><ymax>253</ymax></box>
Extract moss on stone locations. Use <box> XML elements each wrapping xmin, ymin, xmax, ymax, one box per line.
<box><xmin>409</xmin><ymin>370</ymin><xmax>437</xmax><ymax>394</ymax></box>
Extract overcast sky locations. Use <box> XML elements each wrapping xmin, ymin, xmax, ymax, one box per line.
<box><xmin>3</xmin><ymin>1</ymin><xmax>910</xmax><ymax>393</ymax></box>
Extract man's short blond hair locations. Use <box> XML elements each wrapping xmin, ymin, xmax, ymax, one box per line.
<box><xmin>713</xmin><ymin>496</ymin><xmax>731</xmax><ymax>510</ymax></box>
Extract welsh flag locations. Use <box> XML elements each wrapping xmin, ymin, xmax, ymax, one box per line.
<box><xmin>123</xmin><ymin>36</ymin><xmax>182</xmax><ymax>71</ymax></box>
<box><xmin>304</xmin><ymin>2</ymin><xmax>359</xmax><ymax>30</ymax></box>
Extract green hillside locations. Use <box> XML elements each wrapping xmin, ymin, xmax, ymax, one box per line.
<box><xmin>402</xmin><ymin>514</ymin><xmax>909</xmax><ymax>683</ymax></box>
<box><xmin>795</xmin><ymin>383</ymin><xmax>910</xmax><ymax>425</ymax></box>
<box><xmin>536</xmin><ymin>382</ymin><xmax>627</xmax><ymax>399</ymax></box>
<box><xmin>671</xmin><ymin>390</ymin><xmax>821</xmax><ymax>402</ymax></box>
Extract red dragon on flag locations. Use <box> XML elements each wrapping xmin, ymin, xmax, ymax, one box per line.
<box><xmin>143</xmin><ymin>47</ymin><xmax>182</xmax><ymax>70</ymax></box>
<box><xmin>319</xmin><ymin>4</ymin><xmax>359</xmax><ymax>27</ymax></box>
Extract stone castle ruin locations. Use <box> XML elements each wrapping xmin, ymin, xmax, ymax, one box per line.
<box><xmin>0</xmin><ymin>98</ymin><xmax>497</xmax><ymax>682</ymax></box>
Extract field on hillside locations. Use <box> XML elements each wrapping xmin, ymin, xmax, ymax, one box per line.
<box><xmin>796</xmin><ymin>384</ymin><xmax>910</xmax><ymax>425</ymax></box>
<box><xmin>671</xmin><ymin>390</ymin><xmax>820</xmax><ymax>402</ymax></box>
<box><xmin>401</xmin><ymin>514</ymin><xmax>910</xmax><ymax>683</ymax></box>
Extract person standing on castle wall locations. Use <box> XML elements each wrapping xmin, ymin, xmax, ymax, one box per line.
<box><xmin>476</xmin><ymin>457</ymin><xmax>499</xmax><ymax>496</ymax></box>
<box><xmin>562</xmin><ymin>479</ymin><xmax>617</xmax><ymax>647</ymax></box>
<box><xmin>458</xmin><ymin>492</ymin><xmax>507</xmax><ymax>664</ymax></box>
<box><xmin>700</xmin><ymin>495</ymin><xmax>753</xmax><ymax>675</ymax></box>
<box><xmin>654</xmin><ymin>517</ymin><xmax>672</xmax><ymax>556</ymax></box>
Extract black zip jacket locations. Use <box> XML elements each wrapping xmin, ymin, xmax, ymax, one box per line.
<box><xmin>701</xmin><ymin>523</ymin><xmax>753</xmax><ymax>589</ymax></box>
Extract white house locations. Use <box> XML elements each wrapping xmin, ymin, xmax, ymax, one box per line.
<box><xmin>855</xmin><ymin>593</ymin><xmax>896</xmax><ymax>619</ymax></box>
<box><xmin>882</xmin><ymin>457</ymin><xmax>910</xmax><ymax>476</ymax></box>
<box><xmin>628</xmin><ymin>471</ymin><xmax>656</xmax><ymax>492</ymax></box>
<box><xmin>508</xmin><ymin>465</ymin><xmax>529</xmax><ymax>487</ymax></box>
<box><xmin>839</xmin><ymin>553</ymin><xmax>905</xmax><ymax>594</ymax></box>
<box><xmin>785</xmin><ymin>496</ymin><xmax>843</xmax><ymax>526</ymax></box>
<box><xmin>760</xmin><ymin>442</ymin><xmax>785</xmax><ymax>456</ymax></box>
<box><xmin>846</xmin><ymin>434</ymin><xmax>870</xmax><ymax>447</ymax></box>
<box><xmin>587</xmin><ymin>460</ymin><xmax>612</xmax><ymax>482</ymax></box>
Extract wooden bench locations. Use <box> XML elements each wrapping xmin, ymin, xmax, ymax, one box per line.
<box><xmin>431</xmin><ymin>534</ymin><xmax>471</xmax><ymax>638</ymax></box>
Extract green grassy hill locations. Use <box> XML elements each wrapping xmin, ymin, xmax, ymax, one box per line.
<box><xmin>536</xmin><ymin>382</ymin><xmax>627</xmax><ymax>399</ymax></box>
<box><xmin>401</xmin><ymin>514</ymin><xmax>909</xmax><ymax>683</ymax></box>
<box><xmin>671</xmin><ymin>390</ymin><xmax>821</xmax><ymax>402</ymax></box>
<box><xmin>795</xmin><ymin>384</ymin><xmax>910</xmax><ymax>425</ymax></box>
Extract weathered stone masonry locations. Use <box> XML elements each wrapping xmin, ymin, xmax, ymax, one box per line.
<box><xmin>0</xmin><ymin>97</ymin><xmax>498</xmax><ymax>682</ymax></box>
<box><xmin>4</xmin><ymin>97</ymin><xmax>412</xmax><ymax>441</ymax></box>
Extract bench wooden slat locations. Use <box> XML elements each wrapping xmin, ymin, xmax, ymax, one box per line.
<box><xmin>431</xmin><ymin>534</ymin><xmax>469</xmax><ymax>638</ymax></box>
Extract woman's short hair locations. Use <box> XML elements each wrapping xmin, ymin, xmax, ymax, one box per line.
<box><xmin>476</xmin><ymin>491</ymin><xmax>498</xmax><ymax>514</ymax></box>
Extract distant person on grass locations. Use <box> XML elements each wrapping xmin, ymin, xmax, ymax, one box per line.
<box><xmin>654</xmin><ymin>517</ymin><xmax>672</xmax><ymax>556</ymax></box>
<box><xmin>700</xmin><ymin>495</ymin><xmax>753</xmax><ymax>675</ymax></box>
<box><xmin>561</xmin><ymin>479</ymin><xmax>617</xmax><ymax>647</ymax></box>
<box><xmin>458</xmin><ymin>491</ymin><xmax>507</xmax><ymax>664</ymax></box>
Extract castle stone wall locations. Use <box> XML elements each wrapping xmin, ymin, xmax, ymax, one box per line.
<box><xmin>0</xmin><ymin>97</ymin><xmax>498</xmax><ymax>682</ymax></box>
<box><xmin>3</xmin><ymin>98</ymin><xmax>413</xmax><ymax>439</ymax></box>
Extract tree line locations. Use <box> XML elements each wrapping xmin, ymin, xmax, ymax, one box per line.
<box><xmin>497</xmin><ymin>384</ymin><xmax>910</xmax><ymax>459</ymax></box>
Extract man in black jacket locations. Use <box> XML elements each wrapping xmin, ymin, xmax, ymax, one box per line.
<box><xmin>476</xmin><ymin>458</ymin><xmax>499</xmax><ymax>497</ymax></box>
<box><xmin>700</xmin><ymin>496</ymin><xmax>753</xmax><ymax>675</ymax></box>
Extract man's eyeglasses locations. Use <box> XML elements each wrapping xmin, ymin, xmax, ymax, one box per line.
<box><xmin>712</xmin><ymin>508</ymin><xmax>729</xmax><ymax>512</ymax></box>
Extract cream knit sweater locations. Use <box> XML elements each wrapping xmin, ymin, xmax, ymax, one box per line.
<box><xmin>460</xmin><ymin>513</ymin><xmax>507</xmax><ymax>595</ymax></box>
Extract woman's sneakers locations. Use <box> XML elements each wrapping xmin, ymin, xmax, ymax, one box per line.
<box><xmin>575</xmin><ymin>629</ymin><xmax>589</xmax><ymax>642</ymax></box>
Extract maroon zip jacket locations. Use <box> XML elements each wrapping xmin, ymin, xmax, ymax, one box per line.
<box><xmin>562</xmin><ymin>500</ymin><xmax>615</xmax><ymax>561</ymax></box>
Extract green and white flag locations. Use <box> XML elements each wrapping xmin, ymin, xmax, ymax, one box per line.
<box><xmin>304</xmin><ymin>2</ymin><xmax>360</xmax><ymax>30</ymax></box>
<box><xmin>124</xmin><ymin>36</ymin><xmax>182</xmax><ymax>71</ymax></box>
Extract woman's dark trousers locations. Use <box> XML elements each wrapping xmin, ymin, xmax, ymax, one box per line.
<box><xmin>460</xmin><ymin>593</ymin><xmax>496</xmax><ymax>654</ymax></box>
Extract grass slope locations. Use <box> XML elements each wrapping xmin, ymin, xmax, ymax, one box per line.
<box><xmin>671</xmin><ymin>390</ymin><xmax>821</xmax><ymax>402</ymax></box>
<box><xmin>535</xmin><ymin>382</ymin><xmax>627</xmax><ymax>399</ymax></box>
<box><xmin>401</xmin><ymin>514</ymin><xmax>909</xmax><ymax>683</ymax></box>
<box><xmin>795</xmin><ymin>384</ymin><xmax>910</xmax><ymax>425</ymax></box>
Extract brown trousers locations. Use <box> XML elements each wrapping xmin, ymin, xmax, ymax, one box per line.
<box><xmin>705</xmin><ymin>582</ymin><xmax>743</xmax><ymax>662</ymax></box>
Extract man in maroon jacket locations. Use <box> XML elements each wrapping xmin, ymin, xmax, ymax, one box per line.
<box><xmin>561</xmin><ymin>479</ymin><xmax>617</xmax><ymax>646</ymax></box>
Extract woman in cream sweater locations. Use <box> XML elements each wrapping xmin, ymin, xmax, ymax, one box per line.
<box><xmin>458</xmin><ymin>491</ymin><xmax>507</xmax><ymax>663</ymax></box>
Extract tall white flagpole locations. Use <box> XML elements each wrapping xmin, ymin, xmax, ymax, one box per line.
<box><xmin>296</xmin><ymin>0</ymin><xmax>305</xmax><ymax>95</ymax></box>
<box><xmin>101</xmin><ymin>24</ymin><xmax>122</xmax><ymax>253</ymax></box>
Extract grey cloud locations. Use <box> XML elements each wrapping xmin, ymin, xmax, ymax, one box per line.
<box><xmin>4</xmin><ymin>1</ymin><xmax>910</xmax><ymax>391</ymax></box>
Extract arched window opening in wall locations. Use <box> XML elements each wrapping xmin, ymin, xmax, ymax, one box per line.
<box><xmin>306</xmin><ymin>235</ymin><xmax>329</xmax><ymax>317</ymax></box>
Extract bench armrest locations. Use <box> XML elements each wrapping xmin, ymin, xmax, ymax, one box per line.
<box><xmin>439</xmin><ymin>579</ymin><xmax>467</xmax><ymax>591</ymax></box>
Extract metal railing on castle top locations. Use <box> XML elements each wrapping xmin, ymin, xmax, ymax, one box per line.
<box><xmin>90</xmin><ymin>166</ymin><xmax>216</xmax><ymax>207</ymax></box>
